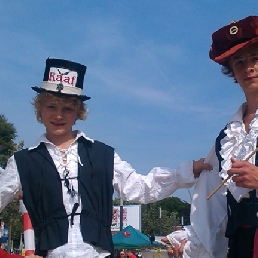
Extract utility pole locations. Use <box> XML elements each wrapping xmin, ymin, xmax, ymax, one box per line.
<box><xmin>7</xmin><ymin>225</ymin><xmax>11</xmax><ymax>253</ymax></box>
<box><xmin>119</xmin><ymin>197</ymin><xmax>123</xmax><ymax>231</ymax></box>
<box><xmin>159</xmin><ymin>207</ymin><xmax>162</xmax><ymax>236</ymax></box>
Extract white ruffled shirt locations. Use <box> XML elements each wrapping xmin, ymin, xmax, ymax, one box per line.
<box><xmin>0</xmin><ymin>130</ymin><xmax>195</xmax><ymax>258</ymax></box>
<box><xmin>170</xmin><ymin>103</ymin><xmax>258</xmax><ymax>258</ymax></box>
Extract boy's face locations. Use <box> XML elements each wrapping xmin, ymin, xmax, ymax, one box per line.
<box><xmin>229</xmin><ymin>43</ymin><xmax>258</xmax><ymax>92</ymax></box>
<box><xmin>40</xmin><ymin>95</ymin><xmax>78</xmax><ymax>140</ymax></box>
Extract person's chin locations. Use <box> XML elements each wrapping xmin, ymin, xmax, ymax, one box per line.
<box><xmin>52</xmin><ymin>130</ymin><xmax>67</xmax><ymax>136</ymax></box>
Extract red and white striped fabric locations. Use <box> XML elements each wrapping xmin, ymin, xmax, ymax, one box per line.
<box><xmin>19</xmin><ymin>195</ymin><xmax>35</xmax><ymax>256</ymax></box>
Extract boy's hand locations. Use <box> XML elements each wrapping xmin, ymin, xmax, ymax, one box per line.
<box><xmin>228</xmin><ymin>157</ymin><xmax>258</xmax><ymax>188</ymax></box>
<box><xmin>193</xmin><ymin>158</ymin><xmax>212</xmax><ymax>178</ymax></box>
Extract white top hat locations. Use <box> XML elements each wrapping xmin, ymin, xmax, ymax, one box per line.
<box><xmin>32</xmin><ymin>58</ymin><xmax>91</xmax><ymax>101</ymax></box>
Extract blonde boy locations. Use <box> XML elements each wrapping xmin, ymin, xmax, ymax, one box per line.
<box><xmin>0</xmin><ymin>58</ymin><xmax>211</xmax><ymax>258</ymax></box>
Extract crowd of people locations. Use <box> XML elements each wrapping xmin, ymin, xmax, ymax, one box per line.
<box><xmin>1</xmin><ymin>13</ymin><xmax>258</xmax><ymax>258</ymax></box>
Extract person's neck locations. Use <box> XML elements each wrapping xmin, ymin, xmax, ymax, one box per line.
<box><xmin>46</xmin><ymin>132</ymin><xmax>76</xmax><ymax>149</ymax></box>
<box><xmin>243</xmin><ymin>101</ymin><xmax>258</xmax><ymax>132</ymax></box>
<box><xmin>244</xmin><ymin>93</ymin><xmax>258</xmax><ymax>114</ymax></box>
<box><xmin>244</xmin><ymin>101</ymin><xmax>258</xmax><ymax>116</ymax></box>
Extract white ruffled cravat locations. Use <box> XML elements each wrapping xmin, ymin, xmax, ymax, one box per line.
<box><xmin>219</xmin><ymin>103</ymin><xmax>258</xmax><ymax>202</ymax></box>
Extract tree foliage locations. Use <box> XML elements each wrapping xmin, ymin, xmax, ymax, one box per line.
<box><xmin>0</xmin><ymin>114</ymin><xmax>17</xmax><ymax>168</ymax></box>
<box><xmin>141</xmin><ymin>197</ymin><xmax>190</xmax><ymax>236</ymax></box>
<box><xmin>0</xmin><ymin>114</ymin><xmax>24</xmax><ymax>249</ymax></box>
<box><xmin>0</xmin><ymin>199</ymin><xmax>23</xmax><ymax>248</ymax></box>
<box><xmin>113</xmin><ymin>196</ymin><xmax>190</xmax><ymax>236</ymax></box>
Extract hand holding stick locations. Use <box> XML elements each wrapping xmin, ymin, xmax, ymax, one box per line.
<box><xmin>206</xmin><ymin>147</ymin><xmax>258</xmax><ymax>200</ymax></box>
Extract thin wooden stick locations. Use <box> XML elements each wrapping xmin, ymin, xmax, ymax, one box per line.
<box><xmin>206</xmin><ymin>147</ymin><xmax>258</xmax><ymax>200</ymax></box>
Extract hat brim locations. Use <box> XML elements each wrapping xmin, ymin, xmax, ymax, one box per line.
<box><xmin>32</xmin><ymin>86</ymin><xmax>91</xmax><ymax>102</ymax></box>
<box><xmin>214</xmin><ymin>37</ymin><xmax>258</xmax><ymax>64</ymax></box>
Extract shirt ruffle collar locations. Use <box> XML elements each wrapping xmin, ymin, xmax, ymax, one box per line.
<box><xmin>219</xmin><ymin>102</ymin><xmax>258</xmax><ymax>202</ymax></box>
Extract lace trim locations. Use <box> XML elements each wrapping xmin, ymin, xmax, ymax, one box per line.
<box><xmin>219</xmin><ymin>108</ymin><xmax>258</xmax><ymax>201</ymax></box>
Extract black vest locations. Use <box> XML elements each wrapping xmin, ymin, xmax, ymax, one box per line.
<box><xmin>14</xmin><ymin>137</ymin><xmax>114</xmax><ymax>257</ymax></box>
<box><xmin>215</xmin><ymin>127</ymin><xmax>258</xmax><ymax>238</ymax></box>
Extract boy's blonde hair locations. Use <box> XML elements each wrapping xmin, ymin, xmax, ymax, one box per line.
<box><xmin>32</xmin><ymin>92</ymin><xmax>88</xmax><ymax>123</ymax></box>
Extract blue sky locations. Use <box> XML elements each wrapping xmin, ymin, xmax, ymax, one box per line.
<box><xmin>0</xmin><ymin>1</ymin><xmax>254</xmax><ymax>203</ymax></box>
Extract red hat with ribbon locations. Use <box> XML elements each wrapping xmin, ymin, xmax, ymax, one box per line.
<box><xmin>209</xmin><ymin>16</ymin><xmax>258</xmax><ymax>64</ymax></box>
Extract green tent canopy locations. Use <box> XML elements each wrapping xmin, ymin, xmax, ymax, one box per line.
<box><xmin>112</xmin><ymin>225</ymin><xmax>163</xmax><ymax>249</ymax></box>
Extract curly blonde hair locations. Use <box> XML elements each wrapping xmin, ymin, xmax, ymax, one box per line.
<box><xmin>32</xmin><ymin>91</ymin><xmax>88</xmax><ymax>123</ymax></box>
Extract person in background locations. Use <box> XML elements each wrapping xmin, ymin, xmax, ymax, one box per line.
<box><xmin>173</xmin><ymin>240</ymin><xmax>187</xmax><ymax>258</ymax></box>
<box><xmin>117</xmin><ymin>250</ymin><xmax>126</xmax><ymax>258</ymax></box>
<box><xmin>0</xmin><ymin>58</ymin><xmax>211</xmax><ymax>258</ymax></box>
<box><xmin>125</xmin><ymin>250</ymin><xmax>136</xmax><ymax>258</ymax></box>
<box><xmin>161</xmin><ymin>226</ymin><xmax>187</xmax><ymax>245</ymax></box>
<box><xmin>162</xmin><ymin>234</ymin><xmax>187</xmax><ymax>258</ymax></box>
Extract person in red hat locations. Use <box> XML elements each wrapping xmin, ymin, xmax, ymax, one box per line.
<box><xmin>0</xmin><ymin>58</ymin><xmax>210</xmax><ymax>258</ymax></box>
<box><xmin>211</xmin><ymin>15</ymin><xmax>258</xmax><ymax>258</ymax></box>
<box><xmin>167</xmin><ymin>15</ymin><xmax>258</xmax><ymax>258</ymax></box>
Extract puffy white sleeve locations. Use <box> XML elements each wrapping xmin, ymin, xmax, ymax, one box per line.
<box><xmin>166</xmin><ymin>226</ymin><xmax>211</xmax><ymax>258</ymax></box>
<box><xmin>0</xmin><ymin>155</ymin><xmax>22</xmax><ymax>212</ymax></box>
<box><xmin>113</xmin><ymin>152</ymin><xmax>196</xmax><ymax>204</ymax></box>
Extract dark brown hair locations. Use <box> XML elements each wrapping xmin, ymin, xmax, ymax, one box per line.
<box><xmin>221</xmin><ymin>62</ymin><xmax>237</xmax><ymax>83</ymax></box>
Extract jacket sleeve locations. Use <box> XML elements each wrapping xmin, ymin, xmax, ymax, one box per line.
<box><xmin>113</xmin><ymin>152</ymin><xmax>196</xmax><ymax>204</ymax></box>
<box><xmin>166</xmin><ymin>225</ymin><xmax>211</xmax><ymax>258</ymax></box>
<box><xmin>0</xmin><ymin>155</ymin><xmax>22</xmax><ymax>212</ymax></box>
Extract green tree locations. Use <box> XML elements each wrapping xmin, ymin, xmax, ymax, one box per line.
<box><xmin>0</xmin><ymin>199</ymin><xmax>23</xmax><ymax>249</ymax></box>
<box><xmin>157</xmin><ymin>197</ymin><xmax>191</xmax><ymax>225</ymax></box>
<box><xmin>113</xmin><ymin>196</ymin><xmax>190</xmax><ymax>236</ymax></box>
<box><xmin>0</xmin><ymin>114</ymin><xmax>17</xmax><ymax>168</ymax></box>
<box><xmin>141</xmin><ymin>201</ymin><xmax>181</xmax><ymax>236</ymax></box>
<box><xmin>0</xmin><ymin>114</ymin><xmax>24</xmax><ymax>249</ymax></box>
<box><xmin>113</xmin><ymin>198</ymin><xmax>134</xmax><ymax>206</ymax></box>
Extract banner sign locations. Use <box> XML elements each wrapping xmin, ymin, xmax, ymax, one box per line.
<box><xmin>112</xmin><ymin>205</ymin><xmax>141</xmax><ymax>232</ymax></box>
